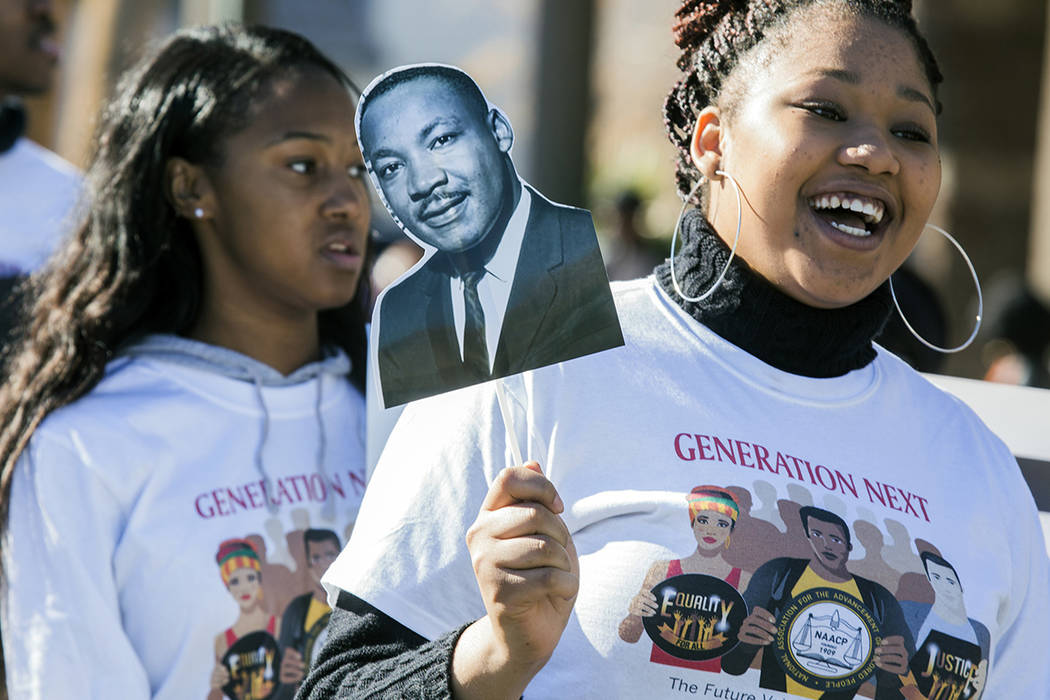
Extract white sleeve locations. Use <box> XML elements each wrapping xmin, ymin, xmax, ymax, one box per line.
<box><xmin>984</xmin><ymin>471</ymin><xmax>1050</xmax><ymax>694</ymax></box>
<box><xmin>2</xmin><ymin>433</ymin><xmax>151</xmax><ymax>699</ymax></box>
<box><xmin>323</xmin><ymin>385</ymin><xmax>509</xmax><ymax>640</ymax></box>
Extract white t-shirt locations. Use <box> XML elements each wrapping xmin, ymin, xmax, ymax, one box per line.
<box><xmin>0</xmin><ymin>138</ymin><xmax>80</xmax><ymax>274</ymax></box>
<box><xmin>3</xmin><ymin>338</ymin><xmax>367</xmax><ymax>699</ymax></box>
<box><xmin>326</xmin><ymin>278</ymin><xmax>1049</xmax><ymax>699</ymax></box>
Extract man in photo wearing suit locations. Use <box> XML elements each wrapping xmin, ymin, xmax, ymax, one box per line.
<box><xmin>358</xmin><ymin>64</ymin><xmax>622</xmax><ymax>407</ymax></box>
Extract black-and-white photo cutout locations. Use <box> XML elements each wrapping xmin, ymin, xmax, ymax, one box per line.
<box><xmin>359</xmin><ymin>64</ymin><xmax>623</xmax><ymax>407</ymax></box>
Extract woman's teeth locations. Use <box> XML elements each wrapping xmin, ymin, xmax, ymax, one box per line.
<box><xmin>808</xmin><ymin>194</ymin><xmax>885</xmax><ymax>225</ymax></box>
<box><xmin>829</xmin><ymin>221</ymin><xmax>869</xmax><ymax>237</ymax></box>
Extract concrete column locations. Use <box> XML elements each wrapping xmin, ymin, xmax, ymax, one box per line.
<box><xmin>179</xmin><ymin>0</ymin><xmax>245</xmax><ymax>25</ymax></box>
<box><xmin>1030</xmin><ymin>0</ymin><xmax>1050</xmax><ymax>305</ymax></box>
<box><xmin>531</xmin><ymin>0</ymin><xmax>596</xmax><ymax>208</ymax></box>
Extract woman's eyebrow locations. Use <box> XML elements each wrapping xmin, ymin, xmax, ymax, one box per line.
<box><xmin>898</xmin><ymin>85</ymin><xmax>936</xmax><ymax>114</ymax></box>
<box><xmin>266</xmin><ymin>130</ymin><xmax>331</xmax><ymax>147</ymax></box>
<box><xmin>804</xmin><ymin>67</ymin><xmax>936</xmax><ymax>114</ymax></box>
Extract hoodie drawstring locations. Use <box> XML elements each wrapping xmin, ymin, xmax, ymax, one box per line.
<box><xmin>315</xmin><ymin>377</ymin><xmax>336</xmax><ymax>521</ymax></box>
<box><xmin>252</xmin><ymin>377</ymin><xmax>279</xmax><ymax>515</ymax></box>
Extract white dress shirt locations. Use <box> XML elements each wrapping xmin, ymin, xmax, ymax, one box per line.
<box><xmin>449</xmin><ymin>185</ymin><xmax>532</xmax><ymax>372</ymax></box>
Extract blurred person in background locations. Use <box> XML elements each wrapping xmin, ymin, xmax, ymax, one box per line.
<box><xmin>0</xmin><ymin>24</ymin><xmax>371</xmax><ymax>698</ymax></box>
<box><xmin>980</xmin><ymin>275</ymin><xmax>1050</xmax><ymax>388</ymax></box>
<box><xmin>0</xmin><ymin>0</ymin><xmax>80</xmax><ymax>335</ymax></box>
<box><xmin>602</xmin><ymin>188</ymin><xmax>667</xmax><ymax>282</ymax></box>
<box><xmin>875</xmin><ymin>264</ymin><xmax>948</xmax><ymax>374</ymax></box>
<box><xmin>368</xmin><ymin>236</ymin><xmax>423</xmax><ymax>314</ymax></box>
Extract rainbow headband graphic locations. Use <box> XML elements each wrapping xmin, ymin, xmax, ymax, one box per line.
<box><xmin>215</xmin><ymin>539</ymin><xmax>261</xmax><ymax>584</ymax></box>
<box><xmin>687</xmin><ymin>487</ymin><xmax>739</xmax><ymax>523</ymax></box>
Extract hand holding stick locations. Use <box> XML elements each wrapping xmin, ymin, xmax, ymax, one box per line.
<box><xmin>451</xmin><ymin>462</ymin><xmax>579</xmax><ymax>700</ymax></box>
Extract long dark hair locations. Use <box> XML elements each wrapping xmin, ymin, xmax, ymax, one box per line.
<box><xmin>0</xmin><ymin>24</ymin><xmax>369</xmax><ymax>530</ymax></box>
<box><xmin>664</xmin><ymin>0</ymin><xmax>944</xmax><ymax>203</ymax></box>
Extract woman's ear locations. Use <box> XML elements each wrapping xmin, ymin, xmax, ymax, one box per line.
<box><xmin>689</xmin><ymin>106</ymin><xmax>724</xmax><ymax>180</ymax></box>
<box><xmin>165</xmin><ymin>157</ymin><xmax>215</xmax><ymax>221</ymax></box>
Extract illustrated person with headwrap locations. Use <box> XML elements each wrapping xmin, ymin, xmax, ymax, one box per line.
<box><xmin>211</xmin><ymin>539</ymin><xmax>281</xmax><ymax>700</ymax></box>
<box><xmin>618</xmin><ymin>486</ymin><xmax>750</xmax><ymax>672</ymax></box>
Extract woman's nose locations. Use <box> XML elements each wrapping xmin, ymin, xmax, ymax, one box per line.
<box><xmin>839</xmin><ymin>129</ymin><xmax>901</xmax><ymax>176</ymax></box>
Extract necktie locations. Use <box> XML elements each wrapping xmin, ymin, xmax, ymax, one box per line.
<box><xmin>461</xmin><ymin>269</ymin><xmax>489</xmax><ymax>377</ymax></box>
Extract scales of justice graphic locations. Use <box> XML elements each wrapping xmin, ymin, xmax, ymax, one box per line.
<box><xmin>790</xmin><ymin>607</ymin><xmax>867</xmax><ymax>673</ymax></box>
<box><xmin>773</xmin><ymin>588</ymin><xmax>881</xmax><ymax>690</ymax></box>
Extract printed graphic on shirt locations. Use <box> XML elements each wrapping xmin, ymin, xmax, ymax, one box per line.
<box><xmin>220</xmin><ymin>630</ymin><xmax>280</xmax><ymax>700</ymax></box>
<box><xmin>772</xmin><ymin>586</ymin><xmax>880</xmax><ymax>691</ymax></box>
<box><xmin>902</xmin><ymin>552</ymin><xmax>989</xmax><ymax>700</ymax></box>
<box><xmin>644</xmin><ymin>574</ymin><xmax>747</xmax><ymax>662</ymax></box>
<box><xmin>209</xmin><ymin>519</ymin><xmax>352</xmax><ymax>700</ymax></box>
<box><xmin>909</xmin><ymin>631</ymin><xmax>984</xmax><ymax>700</ymax></box>
<box><xmin>619</xmin><ymin>486</ymin><xmax>749</xmax><ymax>673</ymax></box>
<box><xmin>211</xmin><ymin>539</ymin><xmax>281</xmax><ymax>700</ymax></box>
<box><xmin>616</xmin><ymin>478</ymin><xmax>989</xmax><ymax>700</ymax></box>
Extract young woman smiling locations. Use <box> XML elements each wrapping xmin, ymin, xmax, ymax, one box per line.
<box><xmin>305</xmin><ymin>1</ymin><xmax>1048</xmax><ymax>698</ymax></box>
<box><xmin>0</xmin><ymin>24</ymin><xmax>371</xmax><ymax>698</ymax></box>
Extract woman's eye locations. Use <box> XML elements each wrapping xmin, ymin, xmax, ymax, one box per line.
<box><xmin>348</xmin><ymin>163</ymin><xmax>366</xmax><ymax>179</ymax></box>
<box><xmin>801</xmin><ymin>102</ymin><xmax>844</xmax><ymax>121</ymax></box>
<box><xmin>289</xmin><ymin>159</ymin><xmax>316</xmax><ymax>175</ymax></box>
<box><xmin>893</xmin><ymin>126</ymin><xmax>931</xmax><ymax>143</ymax></box>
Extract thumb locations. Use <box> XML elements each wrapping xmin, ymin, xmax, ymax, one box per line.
<box><xmin>522</xmin><ymin>461</ymin><xmax>565</xmax><ymax>512</ymax></box>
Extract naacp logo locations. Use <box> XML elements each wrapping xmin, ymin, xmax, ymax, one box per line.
<box><xmin>642</xmin><ymin>573</ymin><xmax>747</xmax><ymax>661</ymax></box>
<box><xmin>773</xmin><ymin>587</ymin><xmax>880</xmax><ymax>692</ymax></box>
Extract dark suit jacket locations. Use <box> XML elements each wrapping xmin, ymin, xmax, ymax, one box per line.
<box><xmin>721</xmin><ymin>557</ymin><xmax>914</xmax><ymax>700</ymax></box>
<box><xmin>376</xmin><ymin>188</ymin><xmax>623</xmax><ymax>407</ymax></box>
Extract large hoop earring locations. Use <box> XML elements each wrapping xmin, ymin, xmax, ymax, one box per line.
<box><xmin>670</xmin><ymin>170</ymin><xmax>742</xmax><ymax>303</ymax></box>
<box><xmin>889</xmin><ymin>223</ymin><xmax>983</xmax><ymax>354</ymax></box>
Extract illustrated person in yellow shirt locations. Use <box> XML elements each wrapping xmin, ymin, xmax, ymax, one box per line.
<box><xmin>722</xmin><ymin>506</ymin><xmax>914</xmax><ymax>699</ymax></box>
<box><xmin>277</xmin><ymin>529</ymin><xmax>342</xmax><ymax>688</ymax></box>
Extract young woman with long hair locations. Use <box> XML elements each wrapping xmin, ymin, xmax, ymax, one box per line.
<box><xmin>0</xmin><ymin>24</ymin><xmax>371</xmax><ymax>698</ymax></box>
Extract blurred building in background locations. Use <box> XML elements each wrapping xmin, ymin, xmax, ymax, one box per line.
<box><xmin>22</xmin><ymin>0</ymin><xmax>1050</xmax><ymax>382</ymax></box>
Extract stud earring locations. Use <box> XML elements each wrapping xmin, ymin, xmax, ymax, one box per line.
<box><xmin>669</xmin><ymin>169</ymin><xmax>743</xmax><ymax>303</ymax></box>
<box><xmin>889</xmin><ymin>223</ymin><xmax>983</xmax><ymax>354</ymax></box>
<box><xmin>193</xmin><ymin>207</ymin><xmax>204</xmax><ymax>219</ymax></box>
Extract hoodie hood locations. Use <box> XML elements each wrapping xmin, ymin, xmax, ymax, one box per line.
<box><xmin>120</xmin><ymin>334</ymin><xmax>353</xmax><ymax>517</ymax></box>
<box><xmin>118</xmin><ymin>333</ymin><xmax>351</xmax><ymax>386</ymax></box>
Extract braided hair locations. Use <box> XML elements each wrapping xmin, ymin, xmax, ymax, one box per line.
<box><xmin>664</xmin><ymin>0</ymin><xmax>943</xmax><ymax>203</ymax></box>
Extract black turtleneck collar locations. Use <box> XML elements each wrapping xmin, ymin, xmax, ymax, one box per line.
<box><xmin>654</xmin><ymin>209</ymin><xmax>893</xmax><ymax>378</ymax></box>
<box><xmin>0</xmin><ymin>98</ymin><xmax>27</xmax><ymax>154</ymax></box>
